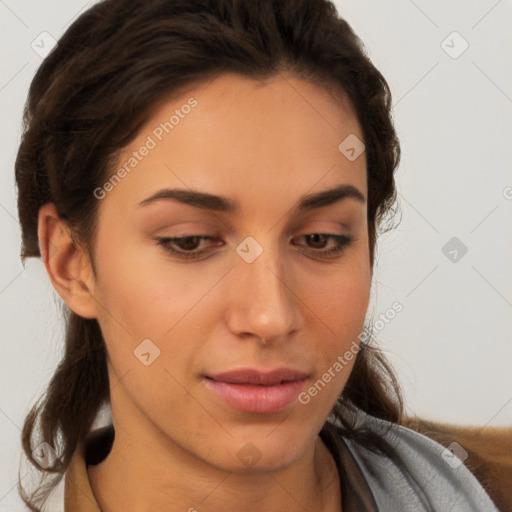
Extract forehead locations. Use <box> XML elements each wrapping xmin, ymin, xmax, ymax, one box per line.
<box><xmin>99</xmin><ymin>72</ymin><xmax>367</xmax><ymax>218</ymax></box>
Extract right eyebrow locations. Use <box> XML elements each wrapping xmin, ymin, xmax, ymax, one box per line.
<box><xmin>136</xmin><ymin>183</ymin><xmax>365</xmax><ymax>213</ymax></box>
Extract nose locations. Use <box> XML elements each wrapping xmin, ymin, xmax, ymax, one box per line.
<box><xmin>225</xmin><ymin>245</ymin><xmax>300</xmax><ymax>345</ymax></box>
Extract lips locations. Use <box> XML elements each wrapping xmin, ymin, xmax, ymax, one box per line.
<box><xmin>203</xmin><ymin>368</ymin><xmax>309</xmax><ymax>414</ymax></box>
<box><xmin>207</xmin><ymin>368</ymin><xmax>308</xmax><ymax>386</ymax></box>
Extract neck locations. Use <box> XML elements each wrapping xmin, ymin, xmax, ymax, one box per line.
<box><xmin>87</xmin><ymin>408</ymin><xmax>341</xmax><ymax>512</ymax></box>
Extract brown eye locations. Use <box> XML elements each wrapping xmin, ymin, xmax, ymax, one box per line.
<box><xmin>155</xmin><ymin>235</ymin><xmax>224</xmax><ymax>261</ymax></box>
<box><xmin>305</xmin><ymin>234</ymin><xmax>329</xmax><ymax>249</ymax></box>
<box><xmin>175</xmin><ymin>236</ymin><xmax>202</xmax><ymax>251</ymax></box>
<box><xmin>290</xmin><ymin>233</ymin><xmax>354</xmax><ymax>259</ymax></box>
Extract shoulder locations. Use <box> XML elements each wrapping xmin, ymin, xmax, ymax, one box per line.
<box><xmin>333</xmin><ymin>408</ymin><xmax>500</xmax><ymax>512</ymax></box>
<box><xmin>401</xmin><ymin>416</ymin><xmax>512</xmax><ymax>512</ymax></box>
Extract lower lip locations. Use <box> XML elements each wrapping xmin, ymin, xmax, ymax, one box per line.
<box><xmin>204</xmin><ymin>378</ymin><xmax>307</xmax><ymax>414</ymax></box>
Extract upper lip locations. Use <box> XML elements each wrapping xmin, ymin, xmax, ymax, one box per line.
<box><xmin>206</xmin><ymin>368</ymin><xmax>309</xmax><ymax>386</ymax></box>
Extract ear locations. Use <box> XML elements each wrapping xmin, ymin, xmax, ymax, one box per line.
<box><xmin>38</xmin><ymin>203</ymin><xmax>98</xmax><ymax>319</ymax></box>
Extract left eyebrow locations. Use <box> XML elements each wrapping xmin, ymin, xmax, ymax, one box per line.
<box><xmin>136</xmin><ymin>183</ymin><xmax>365</xmax><ymax>213</ymax></box>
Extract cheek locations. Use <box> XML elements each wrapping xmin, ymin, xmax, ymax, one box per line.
<box><xmin>299</xmin><ymin>257</ymin><xmax>371</xmax><ymax>408</ymax></box>
<box><xmin>92</xmin><ymin>242</ymin><xmax>211</xmax><ymax>426</ymax></box>
<box><xmin>302</xmin><ymin>259</ymin><xmax>371</xmax><ymax>341</ymax></box>
<box><xmin>91</xmin><ymin>236</ymin><xmax>229</xmax><ymax>404</ymax></box>
<box><xmin>93</xmin><ymin>233</ymin><xmax>217</xmax><ymax>339</ymax></box>
<box><xmin>330</xmin><ymin>245</ymin><xmax>371</xmax><ymax>330</ymax></box>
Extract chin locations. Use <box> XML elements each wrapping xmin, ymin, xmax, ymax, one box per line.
<box><xmin>203</xmin><ymin>432</ymin><xmax>311</xmax><ymax>474</ymax></box>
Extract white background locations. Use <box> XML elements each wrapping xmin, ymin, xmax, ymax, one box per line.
<box><xmin>1</xmin><ymin>1</ymin><xmax>511</xmax><ymax>510</ymax></box>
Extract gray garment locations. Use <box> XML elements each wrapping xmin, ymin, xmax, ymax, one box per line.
<box><xmin>331</xmin><ymin>407</ymin><xmax>499</xmax><ymax>511</ymax></box>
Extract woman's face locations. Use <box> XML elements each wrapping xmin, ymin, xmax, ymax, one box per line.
<box><xmin>89</xmin><ymin>72</ymin><xmax>371</xmax><ymax>471</ymax></box>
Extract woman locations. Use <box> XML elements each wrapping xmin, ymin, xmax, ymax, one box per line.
<box><xmin>15</xmin><ymin>0</ymin><xmax>499</xmax><ymax>510</ymax></box>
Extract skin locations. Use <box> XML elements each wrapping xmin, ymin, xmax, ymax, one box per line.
<box><xmin>39</xmin><ymin>72</ymin><xmax>371</xmax><ymax>512</ymax></box>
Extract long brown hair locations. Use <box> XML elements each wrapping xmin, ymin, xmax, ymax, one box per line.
<box><xmin>15</xmin><ymin>0</ymin><xmax>402</xmax><ymax>509</ymax></box>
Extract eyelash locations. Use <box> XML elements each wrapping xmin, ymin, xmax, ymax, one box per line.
<box><xmin>155</xmin><ymin>233</ymin><xmax>354</xmax><ymax>261</ymax></box>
